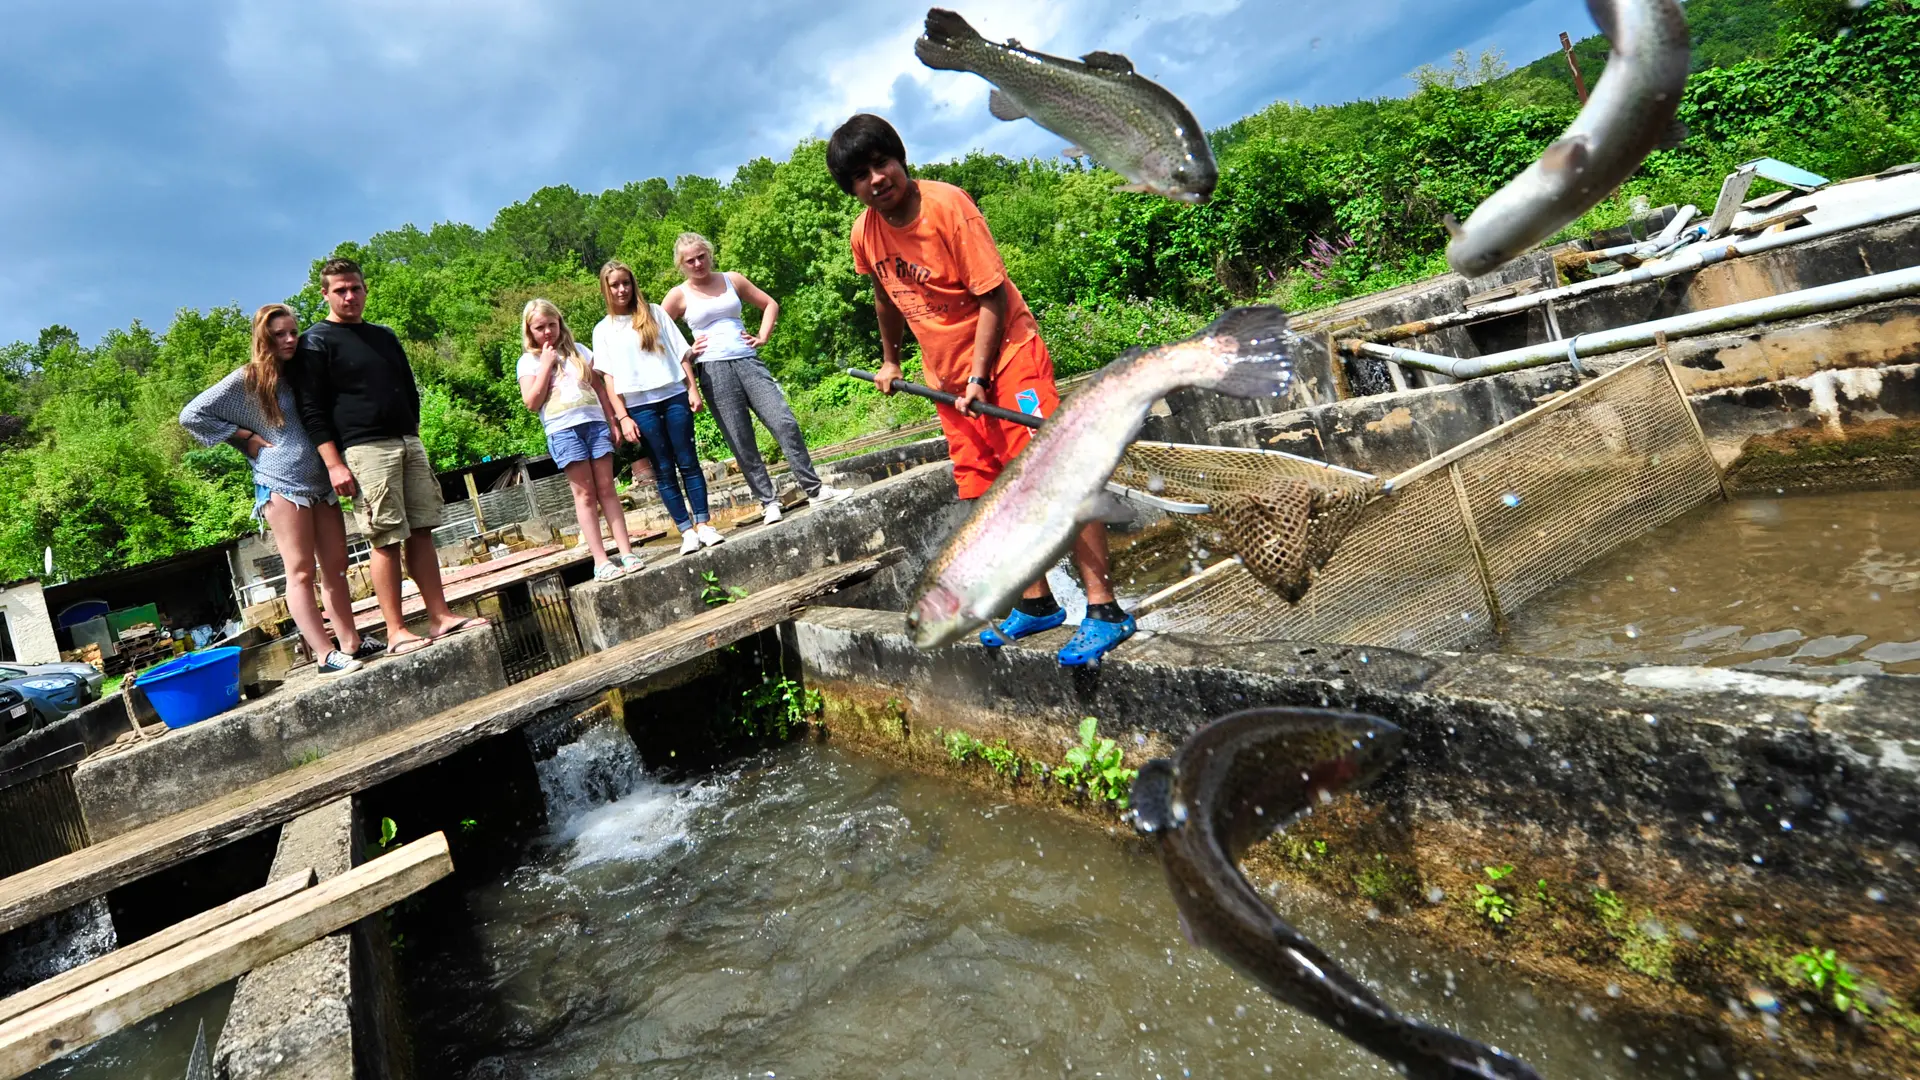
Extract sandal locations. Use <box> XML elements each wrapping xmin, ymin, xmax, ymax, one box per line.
<box><xmin>388</xmin><ymin>636</ymin><xmax>435</xmax><ymax>658</ymax></box>
<box><xmin>430</xmin><ymin>615</ymin><xmax>491</xmax><ymax>641</ymax></box>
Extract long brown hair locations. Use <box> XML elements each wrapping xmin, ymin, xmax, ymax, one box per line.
<box><xmin>521</xmin><ymin>298</ymin><xmax>589</xmax><ymax>383</ymax></box>
<box><xmin>598</xmin><ymin>260</ymin><xmax>660</xmax><ymax>352</ymax></box>
<box><xmin>247</xmin><ymin>303</ymin><xmax>297</xmax><ymax>427</ymax></box>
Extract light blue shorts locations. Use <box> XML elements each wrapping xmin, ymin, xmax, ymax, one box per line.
<box><xmin>252</xmin><ymin>484</ymin><xmax>339</xmax><ymax>520</ymax></box>
<box><xmin>547</xmin><ymin>421</ymin><xmax>614</xmax><ymax>469</ymax></box>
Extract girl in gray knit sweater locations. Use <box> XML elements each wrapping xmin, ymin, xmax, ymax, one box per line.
<box><xmin>180</xmin><ymin>304</ymin><xmax>378</xmax><ymax>676</ymax></box>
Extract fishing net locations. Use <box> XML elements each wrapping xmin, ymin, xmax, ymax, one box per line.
<box><xmin>1134</xmin><ymin>354</ymin><xmax>1724</xmax><ymax>651</ymax></box>
<box><xmin>1112</xmin><ymin>443</ymin><xmax>1381</xmax><ymax>602</ymax></box>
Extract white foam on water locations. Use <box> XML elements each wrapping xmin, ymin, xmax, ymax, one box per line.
<box><xmin>0</xmin><ymin>897</ymin><xmax>117</xmax><ymax>996</ymax></box>
<box><xmin>535</xmin><ymin>722</ymin><xmax>644</xmax><ymax>828</ymax></box>
<box><xmin>1621</xmin><ymin>665</ymin><xmax>1866</xmax><ymax>701</ymax></box>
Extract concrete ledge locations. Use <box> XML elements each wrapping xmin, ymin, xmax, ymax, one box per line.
<box><xmin>74</xmin><ymin>631</ymin><xmax>507</xmax><ymax>843</ymax></box>
<box><xmin>793</xmin><ymin>606</ymin><xmax>1920</xmax><ymax>900</ymax></box>
<box><xmin>215</xmin><ymin>798</ymin><xmax>355</xmax><ymax>1080</ymax></box>
<box><xmin>571</xmin><ymin>460</ymin><xmax>967</xmax><ymax>653</ymax></box>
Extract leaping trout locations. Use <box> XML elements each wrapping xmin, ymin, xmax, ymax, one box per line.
<box><xmin>907</xmin><ymin>306</ymin><xmax>1293</xmax><ymax>649</ymax></box>
<box><xmin>1445</xmin><ymin>0</ymin><xmax>1691</xmax><ymax>277</ymax></box>
<box><xmin>1131</xmin><ymin>708</ymin><xmax>1547</xmax><ymax>1080</ymax></box>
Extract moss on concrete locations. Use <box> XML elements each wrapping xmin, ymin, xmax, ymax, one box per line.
<box><xmin>1725</xmin><ymin>418</ymin><xmax>1920</xmax><ymax>494</ymax></box>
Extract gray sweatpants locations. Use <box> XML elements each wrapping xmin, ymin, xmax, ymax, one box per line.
<box><xmin>696</xmin><ymin>357</ymin><xmax>821</xmax><ymax>504</ymax></box>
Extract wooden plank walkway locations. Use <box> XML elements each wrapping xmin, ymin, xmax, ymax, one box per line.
<box><xmin>0</xmin><ymin>551</ymin><xmax>899</xmax><ymax>935</ymax></box>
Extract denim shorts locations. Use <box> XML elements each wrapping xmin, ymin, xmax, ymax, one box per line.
<box><xmin>252</xmin><ymin>484</ymin><xmax>339</xmax><ymax>520</ymax></box>
<box><xmin>547</xmin><ymin>420</ymin><xmax>614</xmax><ymax>469</ymax></box>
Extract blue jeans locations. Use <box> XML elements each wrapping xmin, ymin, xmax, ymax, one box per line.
<box><xmin>627</xmin><ymin>393</ymin><xmax>709</xmax><ymax>529</ymax></box>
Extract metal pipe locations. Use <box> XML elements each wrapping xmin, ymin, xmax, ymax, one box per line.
<box><xmin>1353</xmin><ymin>263</ymin><xmax>1920</xmax><ymax>379</ymax></box>
<box><xmin>1355</xmin><ymin>196</ymin><xmax>1920</xmax><ymax>345</ymax></box>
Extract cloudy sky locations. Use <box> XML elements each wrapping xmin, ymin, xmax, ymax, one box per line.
<box><xmin>0</xmin><ymin>0</ymin><xmax>1593</xmax><ymax>346</ymax></box>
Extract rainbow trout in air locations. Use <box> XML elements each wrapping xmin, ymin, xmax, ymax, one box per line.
<box><xmin>914</xmin><ymin>8</ymin><xmax>1217</xmax><ymax>203</ymax></box>
<box><xmin>1132</xmin><ymin>708</ymin><xmax>1547</xmax><ymax>1080</ymax></box>
<box><xmin>908</xmin><ymin>306</ymin><xmax>1291</xmax><ymax>648</ymax></box>
<box><xmin>1445</xmin><ymin>0</ymin><xmax>1690</xmax><ymax>277</ymax></box>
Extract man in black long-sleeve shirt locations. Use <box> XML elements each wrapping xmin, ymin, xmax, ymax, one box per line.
<box><xmin>293</xmin><ymin>257</ymin><xmax>486</xmax><ymax>656</ymax></box>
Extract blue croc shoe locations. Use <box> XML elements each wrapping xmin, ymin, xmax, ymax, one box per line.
<box><xmin>1056</xmin><ymin>615</ymin><xmax>1137</xmax><ymax>667</ymax></box>
<box><xmin>980</xmin><ymin>607</ymin><xmax>1068</xmax><ymax>647</ymax></box>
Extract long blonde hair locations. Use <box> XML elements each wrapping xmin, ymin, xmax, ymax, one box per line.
<box><xmin>247</xmin><ymin>303</ymin><xmax>297</xmax><ymax>427</ymax></box>
<box><xmin>598</xmin><ymin>260</ymin><xmax>660</xmax><ymax>352</ymax></box>
<box><xmin>520</xmin><ymin>298</ymin><xmax>589</xmax><ymax>383</ymax></box>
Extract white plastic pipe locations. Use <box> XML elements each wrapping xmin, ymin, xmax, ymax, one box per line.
<box><xmin>1356</xmin><ymin>263</ymin><xmax>1920</xmax><ymax>379</ymax></box>
<box><xmin>1359</xmin><ymin>195</ymin><xmax>1920</xmax><ymax>345</ymax></box>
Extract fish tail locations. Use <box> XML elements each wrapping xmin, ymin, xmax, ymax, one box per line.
<box><xmin>1199</xmin><ymin>305</ymin><xmax>1295</xmax><ymax>401</ymax></box>
<box><xmin>1382</xmin><ymin>1015</ymin><xmax>1547</xmax><ymax>1080</ymax></box>
<box><xmin>916</xmin><ymin>8</ymin><xmax>982</xmax><ymax>70</ymax></box>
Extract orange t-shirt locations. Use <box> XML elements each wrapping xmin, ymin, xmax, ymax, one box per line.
<box><xmin>850</xmin><ymin>179</ymin><xmax>1040</xmax><ymax>394</ymax></box>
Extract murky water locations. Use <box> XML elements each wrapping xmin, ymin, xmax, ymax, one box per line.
<box><xmin>1504</xmin><ymin>489</ymin><xmax>1920</xmax><ymax>674</ymax></box>
<box><xmin>403</xmin><ymin>739</ymin><xmax>1711</xmax><ymax>1079</ymax></box>
<box><xmin>24</xmin><ymin>986</ymin><xmax>231</xmax><ymax>1080</ymax></box>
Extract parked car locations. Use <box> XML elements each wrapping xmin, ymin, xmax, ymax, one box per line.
<box><xmin>0</xmin><ymin>660</ymin><xmax>105</xmax><ymax>698</ymax></box>
<box><xmin>2</xmin><ymin>671</ymin><xmax>95</xmax><ymax>727</ymax></box>
<box><xmin>0</xmin><ymin>685</ymin><xmax>32</xmax><ymax>747</ymax></box>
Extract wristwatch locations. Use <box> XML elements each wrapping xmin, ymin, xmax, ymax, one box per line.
<box><xmin>966</xmin><ymin>375</ymin><xmax>991</xmax><ymax>388</ymax></box>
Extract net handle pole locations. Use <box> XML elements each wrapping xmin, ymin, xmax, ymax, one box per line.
<box><xmin>845</xmin><ymin>368</ymin><xmax>1041</xmax><ymax>429</ymax></box>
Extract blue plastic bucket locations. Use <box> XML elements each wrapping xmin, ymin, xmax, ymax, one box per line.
<box><xmin>135</xmin><ymin>646</ymin><xmax>242</xmax><ymax>729</ymax></box>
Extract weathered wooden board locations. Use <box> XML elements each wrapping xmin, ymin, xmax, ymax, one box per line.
<box><xmin>0</xmin><ymin>834</ymin><xmax>450</xmax><ymax>1079</ymax></box>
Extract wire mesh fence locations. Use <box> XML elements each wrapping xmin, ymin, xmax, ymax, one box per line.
<box><xmin>1136</xmin><ymin>354</ymin><xmax>1724</xmax><ymax>651</ymax></box>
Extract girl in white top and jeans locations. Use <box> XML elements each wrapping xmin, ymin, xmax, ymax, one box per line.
<box><xmin>515</xmin><ymin>298</ymin><xmax>645</xmax><ymax>581</ymax></box>
<box><xmin>661</xmin><ymin>232</ymin><xmax>847</xmax><ymax>524</ymax></box>
<box><xmin>592</xmin><ymin>260</ymin><xmax>724</xmax><ymax>556</ymax></box>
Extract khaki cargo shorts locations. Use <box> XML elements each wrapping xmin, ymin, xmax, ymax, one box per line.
<box><xmin>344</xmin><ymin>436</ymin><xmax>445</xmax><ymax>549</ymax></box>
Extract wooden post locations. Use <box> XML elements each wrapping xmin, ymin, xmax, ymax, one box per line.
<box><xmin>1560</xmin><ymin>33</ymin><xmax>1589</xmax><ymax>105</ymax></box>
<box><xmin>464</xmin><ymin>471</ymin><xmax>487</xmax><ymax>533</ymax></box>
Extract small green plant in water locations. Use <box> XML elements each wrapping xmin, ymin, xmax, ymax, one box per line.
<box><xmin>700</xmin><ymin>570</ymin><xmax>749</xmax><ymax>606</ymax></box>
<box><xmin>1054</xmin><ymin>717</ymin><xmax>1136</xmax><ymax>808</ymax></box>
<box><xmin>942</xmin><ymin>728</ymin><xmax>980</xmax><ymax>763</ymax></box>
<box><xmin>459</xmin><ymin>818</ymin><xmax>478</xmax><ymax>834</ymax></box>
<box><xmin>979</xmin><ymin>740</ymin><xmax>1020</xmax><ymax>778</ymax></box>
<box><xmin>1792</xmin><ymin>949</ymin><xmax>1871</xmax><ymax>1015</ymax></box>
<box><xmin>1474</xmin><ymin>864</ymin><xmax>1516</xmax><ymax>925</ymax></box>
<box><xmin>736</xmin><ymin>676</ymin><xmax>821</xmax><ymax>740</ymax></box>
<box><xmin>364</xmin><ymin>816</ymin><xmax>399</xmax><ymax>861</ymax></box>
<box><xmin>1534</xmin><ymin>879</ymin><xmax>1553</xmax><ymax>906</ymax></box>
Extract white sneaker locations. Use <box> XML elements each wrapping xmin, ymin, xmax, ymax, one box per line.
<box><xmin>812</xmin><ymin>483</ymin><xmax>851</xmax><ymax>503</ymax></box>
<box><xmin>761</xmin><ymin>501</ymin><xmax>784</xmax><ymax>525</ymax></box>
<box><xmin>695</xmin><ymin>523</ymin><xmax>726</xmax><ymax>547</ymax></box>
<box><xmin>679</xmin><ymin>531</ymin><xmax>702</xmax><ymax>555</ymax></box>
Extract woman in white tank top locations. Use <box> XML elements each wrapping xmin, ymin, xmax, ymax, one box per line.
<box><xmin>662</xmin><ymin>232</ymin><xmax>847</xmax><ymax>519</ymax></box>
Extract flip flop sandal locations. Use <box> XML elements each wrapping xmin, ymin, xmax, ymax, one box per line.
<box><xmin>388</xmin><ymin>636</ymin><xmax>436</xmax><ymax>658</ymax></box>
<box><xmin>432</xmin><ymin>615</ymin><xmax>491</xmax><ymax>641</ymax></box>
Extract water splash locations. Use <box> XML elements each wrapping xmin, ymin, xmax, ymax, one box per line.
<box><xmin>0</xmin><ymin>897</ymin><xmax>117</xmax><ymax>997</ymax></box>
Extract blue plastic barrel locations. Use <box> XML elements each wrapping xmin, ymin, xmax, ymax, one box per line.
<box><xmin>135</xmin><ymin>646</ymin><xmax>242</xmax><ymax>729</ymax></box>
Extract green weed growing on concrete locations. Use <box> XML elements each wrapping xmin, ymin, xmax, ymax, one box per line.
<box><xmin>1474</xmin><ymin>864</ymin><xmax>1516</xmax><ymax>925</ymax></box>
<box><xmin>364</xmin><ymin>816</ymin><xmax>399</xmax><ymax>862</ymax></box>
<box><xmin>1793</xmin><ymin>948</ymin><xmax>1872</xmax><ymax>1016</ymax></box>
<box><xmin>288</xmin><ymin>747</ymin><xmax>326</xmax><ymax>768</ymax></box>
<box><xmin>979</xmin><ymin>740</ymin><xmax>1020</xmax><ymax>778</ymax></box>
<box><xmin>942</xmin><ymin>728</ymin><xmax>980</xmax><ymax>763</ymax></box>
<box><xmin>1053</xmin><ymin>717</ymin><xmax>1136</xmax><ymax>809</ymax></box>
<box><xmin>700</xmin><ymin>570</ymin><xmax>749</xmax><ymax>606</ymax></box>
<box><xmin>1591</xmin><ymin>888</ymin><xmax>1625</xmax><ymax>922</ymax></box>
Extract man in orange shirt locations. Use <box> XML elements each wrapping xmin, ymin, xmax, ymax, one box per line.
<box><xmin>827</xmin><ymin>113</ymin><xmax>1134</xmax><ymax>666</ymax></box>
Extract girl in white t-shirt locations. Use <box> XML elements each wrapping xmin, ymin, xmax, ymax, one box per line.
<box><xmin>593</xmin><ymin>259</ymin><xmax>724</xmax><ymax>557</ymax></box>
<box><xmin>516</xmin><ymin>298</ymin><xmax>644</xmax><ymax>581</ymax></box>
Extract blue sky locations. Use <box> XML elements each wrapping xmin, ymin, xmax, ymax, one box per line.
<box><xmin>0</xmin><ymin>0</ymin><xmax>1593</xmax><ymax>346</ymax></box>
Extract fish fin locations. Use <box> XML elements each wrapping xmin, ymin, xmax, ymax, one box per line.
<box><xmin>1539</xmin><ymin>134</ymin><xmax>1591</xmax><ymax>176</ymax></box>
<box><xmin>1203</xmin><ymin>306</ymin><xmax>1295</xmax><ymax>400</ymax></box>
<box><xmin>1080</xmin><ymin>50</ymin><xmax>1135</xmax><ymax>74</ymax></box>
<box><xmin>1177</xmin><ymin>908</ymin><xmax>1200</xmax><ymax>947</ymax></box>
<box><xmin>1442</xmin><ymin>212</ymin><xmax>1465</xmax><ymax>240</ymax></box>
<box><xmin>1586</xmin><ymin>0</ymin><xmax>1620</xmax><ymax>44</ymax></box>
<box><xmin>987</xmin><ymin>89</ymin><xmax>1028</xmax><ymax>122</ymax></box>
<box><xmin>1657</xmin><ymin>118</ymin><xmax>1689</xmax><ymax>150</ymax></box>
<box><xmin>1078</xmin><ymin>489</ymin><xmax>1135</xmax><ymax>525</ymax></box>
<box><xmin>915</xmin><ymin>8</ymin><xmax>981</xmax><ymax>71</ymax></box>
<box><xmin>1062</xmin><ymin>145</ymin><xmax>1087</xmax><ymax>159</ymax></box>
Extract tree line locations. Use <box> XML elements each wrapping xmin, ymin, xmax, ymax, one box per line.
<box><xmin>1</xmin><ymin>0</ymin><xmax>1913</xmax><ymax>582</ymax></box>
